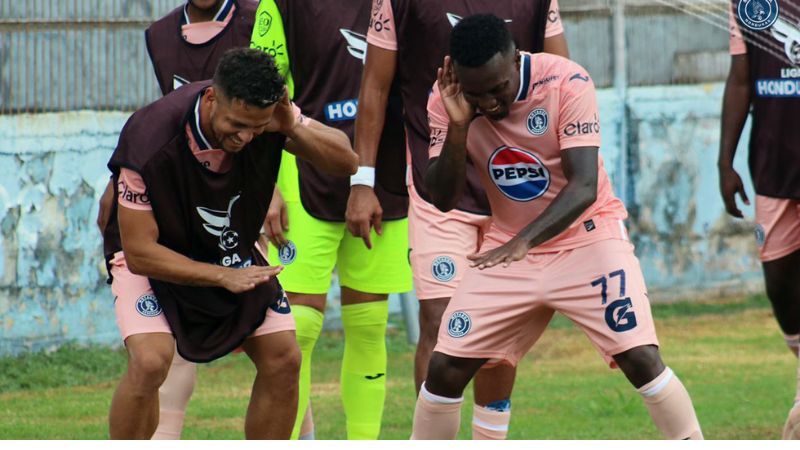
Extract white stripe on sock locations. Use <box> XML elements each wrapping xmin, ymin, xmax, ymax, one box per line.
<box><xmin>420</xmin><ymin>382</ymin><xmax>464</xmax><ymax>404</ymax></box>
<box><xmin>641</xmin><ymin>367</ymin><xmax>674</xmax><ymax>397</ymax></box>
<box><xmin>472</xmin><ymin>417</ymin><xmax>509</xmax><ymax>432</ymax></box>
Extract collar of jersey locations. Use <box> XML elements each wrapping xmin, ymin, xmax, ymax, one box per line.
<box><xmin>182</xmin><ymin>0</ymin><xmax>234</xmax><ymax>25</ymax></box>
<box><xmin>189</xmin><ymin>93</ymin><xmax>214</xmax><ymax>151</ymax></box>
<box><xmin>514</xmin><ymin>53</ymin><xmax>531</xmax><ymax>103</ymax></box>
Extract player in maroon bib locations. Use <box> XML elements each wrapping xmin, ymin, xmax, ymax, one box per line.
<box><xmin>104</xmin><ymin>48</ymin><xmax>357</xmax><ymax>439</ymax></box>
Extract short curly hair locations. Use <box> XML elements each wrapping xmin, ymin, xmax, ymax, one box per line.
<box><xmin>213</xmin><ymin>48</ymin><xmax>284</xmax><ymax>107</ymax></box>
<box><xmin>450</xmin><ymin>14</ymin><xmax>514</xmax><ymax>68</ymax></box>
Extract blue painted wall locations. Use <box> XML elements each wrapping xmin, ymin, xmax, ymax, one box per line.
<box><xmin>0</xmin><ymin>83</ymin><xmax>762</xmax><ymax>356</ymax></box>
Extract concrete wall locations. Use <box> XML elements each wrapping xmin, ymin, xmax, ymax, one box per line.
<box><xmin>0</xmin><ymin>83</ymin><xmax>761</xmax><ymax>356</ymax></box>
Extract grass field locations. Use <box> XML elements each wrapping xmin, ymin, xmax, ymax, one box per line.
<box><xmin>0</xmin><ymin>294</ymin><xmax>796</xmax><ymax>439</ymax></box>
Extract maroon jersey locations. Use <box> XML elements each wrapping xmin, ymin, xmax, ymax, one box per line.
<box><xmin>106</xmin><ymin>82</ymin><xmax>286</xmax><ymax>362</ymax></box>
<box><xmin>369</xmin><ymin>0</ymin><xmax>553</xmax><ymax>214</ymax></box>
<box><xmin>146</xmin><ymin>0</ymin><xmax>257</xmax><ymax>95</ymax></box>
<box><xmin>731</xmin><ymin>0</ymin><xmax>800</xmax><ymax>199</ymax></box>
<box><xmin>266</xmin><ymin>0</ymin><xmax>407</xmax><ymax>221</ymax></box>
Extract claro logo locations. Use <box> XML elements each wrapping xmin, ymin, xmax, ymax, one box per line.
<box><xmin>563</xmin><ymin>114</ymin><xmax>600</xmax><ymax>136</ymax></box>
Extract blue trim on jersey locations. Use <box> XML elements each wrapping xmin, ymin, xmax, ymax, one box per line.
<box><xmin>515</xmin><ymin>54</ymin><xmax>531</xmax><ymax>102</ymax></box>
<box><xmin>189</xmin><ymin>94</ymin><xmax>213</xmax><ymax>150</ymax></box>
<box><xmin>182</xmin><ymin>0</ymin><xmax>234</xmax><ymax>25</ymax></box>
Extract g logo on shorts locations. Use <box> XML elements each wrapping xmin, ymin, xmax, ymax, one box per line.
<box><xmin>447</xmin><ymin>311</ymin><xmax>472</xmax><ymax>338</ymax></box>
<box><xmin>136</xmin><ymin>294</ymin><xmax>162</xmax><ymax>317</ymax></box>
<box><xmin>737</xmin><ymin>0</ymin><xmax>779</xmax><ymax>31</ymax></box>
<box><xmin>278</xmin><ymin>241</ymin><xmax>297</xmax><ymax>265</ymax></box>
<box><xmin>526</xmin><ymin>108</ymin><xmax>549</xmax><ymax>136</ymax></box>
<box><xmin>755</xmin><ymin>224</ymin><xmax>766</xmax><ymax>247</ymax></box>
<box><xmin>431</xmin><ymin>256</ymin><xmax>456</xmax><ymax>282</ymax></box>
<box><xmin>604</xmin><ymin>298</ymin><xmax>637</xmax><ymax>332</ymax></box>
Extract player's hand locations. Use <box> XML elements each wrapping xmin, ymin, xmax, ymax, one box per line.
<box><xmin>345</xmin><ymin>185</ymin><xmax>383</xmax><ymax>249</ymax></box>
<box><xmin>265</xmin><ymin>87</ymin><xmax>298</xmax><ymax>136</ymax></box>
<box><xmin>96</xmin><ymin>179</ymin><xmax>114</xmax><ymax>233</ymax></box>
<box><xmin>263</xmin><ymin>188</ymin><xmax>289</xmax><ymax>247</ymax></box>
<box><xmin>437</xmin><ymin>55</ymin><xmax>475</xmax><ymax>127</ymax></box>
<box><xmin>719</xmin><ymin>166</ymin><xmax>750</xmax><ymax>218</ymax></box>
<box><xmin>467</xmin><ymin>237</ymin><xmax>529</xmax><ymax>270</ymax></box>
<box><xmin>219</xmin><ymin>265</ymin><xmax>283</xmax><ymax>294</ymax></box>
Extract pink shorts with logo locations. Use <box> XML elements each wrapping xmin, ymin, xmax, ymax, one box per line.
<box><xmin>755</xmin><ymin>195</ymin><xmax>800</xmax><ymax>262</ymax></box>
<box><xmin>110</xmin><ymin>249</ymin><xmax>295</xmax><ymax>342</ymax></box>
<box><xmin>434</xmin><ymin>235</ymin><xmax>659</xmax><ymax>368</ymax></box>
<box><xmin>408</xmin><ymin>182</ymin><xmax>491</xmax><ymax>300</ymax></box>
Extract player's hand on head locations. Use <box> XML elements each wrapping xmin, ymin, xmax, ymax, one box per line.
<box><xmin>266</xmin><ymin>86</ymin><xmax>297</xmax><ymax>135</ymax></box>
<box><xmin>263</xmin><ymin>188</ymin><xmax>289</xmax><ymax>247</ymax></box>
<box><xmin>219</xmin><ymin>265</ymin><xmax>283</xmax><ymax>293</ymax></box>
<box><xmin>437</xmin><ymin>55</ymin><xmax>474</xmax><ymax>126</ymax></box>
<box><xmin>718</xmin><ymin>166</ymin><xmax>750</xmax><ymax>218</ymax></box>
<box><xmin>345</xmin><ymin>185</ymin><xmax>383</xmax><ymax>250</ymax></box>
<box><xmin>467</xmin><ymin>237</ymin><xmax>529</xmax><ymax>270</ymax></box>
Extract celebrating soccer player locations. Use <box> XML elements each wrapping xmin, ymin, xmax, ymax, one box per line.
<box><xmin>103</xmin><ymin>48</ymin><xmax>357</xmax><ymax>439</ymax></box>
<box><xmin>350</xmin><ymin>0</ymin><xmax>568</xmax><ymax>439</ymax></box>
<box><xmin>720</xmin><ymin>0</ymin><xmax>800</xmax><ymax>439</ymax></box>
<box><xmin>250</xmin><ymin>0</ymin><xmax>411</xmax><ymax>440</ymax></box>
<box><xmin>410</xmin><ymin>15</ymin><xmax>703</xmax><ymax>440</ymax></box>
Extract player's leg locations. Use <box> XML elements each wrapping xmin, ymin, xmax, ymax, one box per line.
<box><xmin>152</xmin><ymin>350</ymin><xmax>197</xmax><ymax>439</ymax></box>
<box><xmin>108</xmin><ymin>254</ymin><xmax>175</xmax><ymax>439</ymax></box>
<box><xmin>338</xmin><ymin>218</ymin><xmax>412</xmax><ymax>439</ymax></box>
<box><xmin>267</xmin><ymin>198</ymin><xmax>339</xmax><ymax>439</ymax></box>
<box><xmin>242</xmin><ymin>306</ymin><xmax>301</xmax><ymax>439</ymax></box>
<box><xmin>407</xmin><ymin>184</ymin><xmax>518</xmax><ymax>439</ymax></box>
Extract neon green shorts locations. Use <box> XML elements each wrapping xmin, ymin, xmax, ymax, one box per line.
<box><xmin>267</xmin><ymin>154</ymin><xmax>412</xmax><ymax>295</ymax></box>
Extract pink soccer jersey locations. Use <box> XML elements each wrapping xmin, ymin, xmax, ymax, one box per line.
<box><xmin>181</xmin><ymin>0</ymin><xmax>236</xmax><ymax>44</ymax></box>
<box><xmin>728</xmin><ymin>3</ymin><xmax>747</xmax><ymax>55</ymax></box>
<box><xmin>428</xmin><ymin>52</ymin><xmax>628</xmax><ymax>252</ymax></box>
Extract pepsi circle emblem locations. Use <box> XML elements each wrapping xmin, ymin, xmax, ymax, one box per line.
<box><xmin>278</xmin><ymin>241</ymin><xmax>297</xmax><ymax>265</ymax></box>
<box><xmin>431</xmin><ymin>256</ymin><xmax>456</xmax><ymax>282</ymax></box>
<box><xmin>526</xmin><ymin>108</ymin><xmax>549</xmax><ymax>136</ymax></box>
<box><xmin>136</xmin><ymin>294</ymin><xmax>162</xmax><ymax>317</ymax></box>
<box><xmin>488</xmin><ymin>146</ymin><xmax>550</xmax><ymax>202</ymax></box>
<box><xmin>737</xmin><ymin>0</ymin><xmax>779</xmax><ymax>31</ymax></box>
<box><xmin>447</xmin><ymin>311</ymin><xmax>472</xmax><ymax>338</ymax></box>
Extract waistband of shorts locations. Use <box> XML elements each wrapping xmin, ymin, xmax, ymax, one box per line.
<box><xmin>485</xmin><ymin>216</ymin><xmax>630</xmax><ymax>254</ymax></box>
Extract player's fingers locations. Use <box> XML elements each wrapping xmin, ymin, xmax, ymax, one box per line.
<box><xmin>358</xmin><ymin>222</ymin><xmax>373</xmax><ymax>250</ymax></box>
<box><xmin>373</xmin><ymin>213</ymin><xmax>383</xmax><ymax>237</ymax></box>
<box><xmin>738</xmin><ymin>184</ymin><xmax>751</xmax><ymax>206</ymax></box>
<box><xmin>265</xmin><ymin>220</ymin><xmax>282</xmax><ymax>248</ymax></box>
<box><xmin>281</xmin><ymin>205</ymin><xmax>289</xmax><ymax>231</ymax></box>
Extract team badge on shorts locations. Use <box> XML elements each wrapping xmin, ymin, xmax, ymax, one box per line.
<box><xmin>737</xmin><ymin>0</ymin><xmax>779</xmax><ymax>31</ymax></box>
<box><xmin>447</xmin><ymin>311</ymin><xmax>472</xmax><ymax>338</ymax></box>
<box><xmin>278</xmin><ymin>241</ymin><xmax>297</xmax><ymax>265</ymax></box>
<box><xmin>431</xmin><ymin>256</ymin><xmax>456</xmax><ymax>282</ymax></box>
<box><xmin>488</xmin><ymin>146</ymin><xmax>550</xmax><ymax>202</ymax></box>
<box><xmin>755</xmin><ymin>224</ymin><xmax>766</xmax><ymax>247</ymax></box>
<box><xmin>136</xmin><ymin>294</ymin><xmax>162</xmax><ymax>317</ymax></box>
<box><xmin>526</xmin><ymin>108</ymin><xmax>549</xmax><ymax>136</ymax></box>
<box><xmin>270</xmin><ymin>292</ymin><xmax>292</xmax><ymax>314</ymax></box>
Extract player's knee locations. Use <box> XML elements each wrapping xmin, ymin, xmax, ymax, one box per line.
<box><xmin>613</xmin><ymin>345</ymin><xmax>665</xmax><ymax>387</ymax></box>
<box><xmin>260</xmin><ymin>342</ymin><xmax>302</xmax><ymax>382</ymax></box>
<box><xmin>426</xmin><ymin>353</ymin><xmax>481</xmax><ymax>397</ymax></box>
<box><xmin>128</xmin><ymin>351</ymin><xmax>172</xmax><ymax>389</ymax></box>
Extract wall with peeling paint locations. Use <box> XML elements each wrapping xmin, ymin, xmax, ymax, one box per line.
<box><xmin>0</xmin><ymin>83</ymin><xmax>761</xmax><ymax>356</ymax></box>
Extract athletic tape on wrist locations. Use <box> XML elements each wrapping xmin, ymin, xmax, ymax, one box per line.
<box><xmin>350</xmin><ymin>166</ymin><xmax>375</xmax><ymax>187</ymax></box>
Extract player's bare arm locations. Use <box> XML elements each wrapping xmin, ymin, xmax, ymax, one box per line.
<box><xmin>346</xmin><ymin>44</ymin><xmax>398</xmax><ymax>249</ymax></box>
<box><xmin>718</xmin><ymin>54</ymin><xmax>752</xmax><ymax>218</ymax></box>
<box><xmin>543</xmin><ymin>33</ymin><xmax>569</xmax><ymax>59</ymax></box>
<box><xmin>118</xmin><ymin>204</ymin><xmax>282</xmax><ymax>293</ymax></box>
<box><xmin>96</xmin><ymin>178</ymin><xmax>114</xmax><ymax>232</ymax></box>
<box><xmin>270</xmin><ymin>89</ymin><xmax>358</xmax><ymax>177</ymax></box>
<box><xmin>469</xmin><ymin>146</ymin><xmax>598</xmax><ymax>269</ymax></box>
<box><xmin>426</xmin><ymin>56</ymin><xmax>476</xmax><ymax>212</ymax></box>
<box><xmin>262</xmin><ymin>187</ymin><xmax>289</xmax><ymax>247</ymax></box>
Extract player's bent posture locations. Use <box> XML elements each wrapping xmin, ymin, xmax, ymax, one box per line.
<box><xmin>411</xmin><ymin>15</ymin><xmax>703</xmax><ymax>440</ymax></box>
<box><xmin>350</xmin><ymin>0</ymin><xmax>569</xmax><ymax>438</ymax></box>
<box><xmin>103</xmin><ymin>48</ymin><xmax>357</xmax><ymax>439</ymax></box>
<box><xmin>720</xmin><ymin>0</ymin><xmax>800</xmax><ymax>439</ymax></box>
<box><xmin>250</xmin><ymin>0</ymin><xmax>412</xmax><ymax>440</ymax></box>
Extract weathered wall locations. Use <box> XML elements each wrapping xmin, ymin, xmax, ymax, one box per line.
<box><xmin>0</xmin><ymin>84</ymin><xmax>761</xmax><ymax>356</ymax></box>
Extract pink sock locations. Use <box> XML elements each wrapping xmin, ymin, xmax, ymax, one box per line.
<box><xmin>472</xmin><ymin>404</ymin><xmax>510</xmax><ymax>440</ymax></box>
<box><xmin>152</xmin><ymin>352</ymin><xmax>196</xmax><ymax>440</ymax></box>
<box><xmin>637</xmin><ymin>367</ymin><xmax>703</xmax><ymax>440</ymax></box>
<box><xmin>411</xmin><ymin>383</ymin><xmax>463</xmax><ymax>440</ymax></box>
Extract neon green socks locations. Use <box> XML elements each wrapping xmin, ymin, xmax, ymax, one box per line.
<box><xmin>290</xmin><ymin>305</ymin><xmax>324</xmax><ymax>440</ymax></box>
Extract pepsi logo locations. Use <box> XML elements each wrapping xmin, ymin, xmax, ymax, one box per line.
<box><xmin>488</xmin><ymin>146</ymin><xmax>550</xmax><ymax>201</ymax></box>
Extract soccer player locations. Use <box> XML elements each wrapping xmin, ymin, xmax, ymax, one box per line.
<box><xmin>96</xmin><ymin>1</ymin><xmax>260</xmax><ymax>439</ymax></box>
<box><xmin>103</xmin><ymin>48</ymin><xmax>357</xmax><ymax>439</ymax></box>
<box><xmin>720</xmin><ymin>0</ymin><xmax>800</xmax><ymax>439</ymax></box>
<box><xmin>349</xmin><ymin>0</ymin><xmax>569</xmax><ymax>439</ymax></box>
<box><xmin>411</xmin><ymin>14</ymin><xmax>703</xmax><ymax>440</ymax></box>
<box><xmin>249</xmin><ymin>0</ymin><xmax>411</xmax><ymax>440</ymax></box>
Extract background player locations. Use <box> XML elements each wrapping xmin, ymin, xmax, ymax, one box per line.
<box><xmin>97</xmin><ymin>0</ymin><xmax>260</xmax><ymax>440</ymax></box>
<box><xmin>719</xmin><ymin>0</ymin><xmax>800</xmax><ymax>439</ymax></box>
<box><xmin>411</xmin><ymin>15</ymin><xmax>702</xmax><ymax>440</ymax></box>
<box><xmin>349</xmin><ymin>0</ymin><xmax>569</xmax><ymax>439</ymax></box>
<box><xmin>250</xmin><ymin>0</ymin><xmax>411</xmax><ymax>440</ymax></box>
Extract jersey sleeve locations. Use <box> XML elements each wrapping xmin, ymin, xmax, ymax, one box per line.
<box><xmin>729</xmin><ymin>4</ymin><xmax>747</xmax><ymax>55</ymax></box>
<box><xmin>366</xmin><ymin>0</ymin><xmax>398</xmax><ymax>51</ymax></box>
<box><xmin>117</xmin><ymin>168</ymin><xmax>152</xmax><ymax>211</ymax></box>
<box><xmin>558</xmin><ymin>67</ymin><xmax>601</xmax><ymax>150</ymax></box>
<box><xmin>427</xmin><ymin>83</ymin><xmax>450</xmax><ymax>159</ymax></box>
<box><xmin>545</xmin><ymin>0</ymin><xmax>565</xmax><ymax>38</ymax></box>
<box><xmin>250</xmin><ymin>0</ymin><xmax>296</xmax><ymax>97</ymax></box>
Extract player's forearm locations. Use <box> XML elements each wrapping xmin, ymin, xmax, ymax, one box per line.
<box><xmin>425</xmin><ymin>124</ymin><xmax>469</xmax><ymax>212</ymax></box>
<box><xmin>517</xmin><ymin>178</ymin><xmax>597</xmax><ymax>250</ymax></box>
<box><xmin>354</xmin><ymin>45</ymin><xmax>397</xmax><ymax>167</ymax></box>
<box><xmin>718</xmin><ymin>83</ymin><xmax>751</xmax><ymax>169</ymax></box>
<box><xmin>286</xmin><ymin>122</ymin><xmax>358</xmax><ymax>176</ymax></box>
<box><xmin>123</xmin><ymin>239</ymin><xmax>225</xmax><ymax>288</ymax></box>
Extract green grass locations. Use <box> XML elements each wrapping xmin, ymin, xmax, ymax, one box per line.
<box><xmin>0</xmin><ymin>294</ymin><xmax>795</xmax><ymax>439</ymax></box>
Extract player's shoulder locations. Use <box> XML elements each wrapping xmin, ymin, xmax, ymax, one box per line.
<box><xmin>147</xmin><ymin>4</ymin><xmax>183</xmax><ymax>33</ymax></box>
